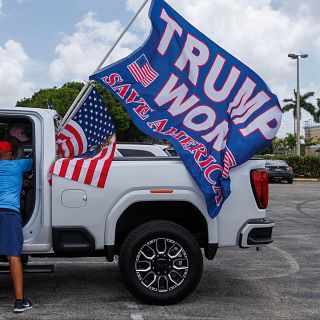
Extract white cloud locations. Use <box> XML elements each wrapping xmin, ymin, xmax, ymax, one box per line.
<box><xmin>279</xmin><ymin>0</ymin><xmax>320</xmax><ymax>24</ymax></box>
<box><xmin>49</xmin><ymin>12</ymin><xmax>139</xmax><ymax>84</ymax></box>
<box><xmin>0</xmin><ymin>0</ymin><xmax>2</xmax><ymax>15</ymax></box>
<box><xmin>125</xmin><ymin>0</ymin><xmax>152</xmax><ymax>34</ymax></box>
<box><xmin>0</xmin><ymin>40</ymin><xmax>34</xmax><ymax>106</ymax></box>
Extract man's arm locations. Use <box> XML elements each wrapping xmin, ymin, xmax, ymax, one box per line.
<box><xmin>19</xmin><ymin>159</ymin><xmax>33</xmax><ymax>173</ymax></box>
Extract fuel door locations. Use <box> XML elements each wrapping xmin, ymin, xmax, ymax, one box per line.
<box><xmin>61</xmin><ymin>189</ymin><xmax>87</xmax><ymax>208</ymax></box>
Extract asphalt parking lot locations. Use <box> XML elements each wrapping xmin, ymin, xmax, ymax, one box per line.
<box><xmin>0</xmin><ymin>181</ymin><xmax>319</xmax><ymax>319</ymax></box>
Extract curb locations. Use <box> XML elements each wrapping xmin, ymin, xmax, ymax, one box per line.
<box><xmin>293</xmin><ymin>178</ymin><xmax>319</xmax><ymax>182</ymax></box>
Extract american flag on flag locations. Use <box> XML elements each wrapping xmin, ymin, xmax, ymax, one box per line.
<box><xmin>49</xmin><ymin>86</ymin><xmax>116</xmax><ymax>188</ymax></box>
<box><xmin>127</xmin><ymin>54</ymin><xmax>158</xmax><ymax>87</ymax></box>
<box><xmin>222</xmin><ymin>148</ymin><xmax>237</xmax><ymax>178</ymax></box>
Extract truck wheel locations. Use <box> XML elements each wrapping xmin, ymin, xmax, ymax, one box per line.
<box><xmin>287</xmin><ymin>179</ymin><xmax>293</xmax><ymax>184</ymax></box>
<box><xmin>119</xmin><ymin>220</ymin><xmax>203</xmax><ymax>305</ymax></box>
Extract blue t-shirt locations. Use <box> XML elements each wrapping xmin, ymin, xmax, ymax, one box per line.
<box><xmin>0</xmin><ymin>159</ymin><xmax>33</xmax><ymax>212</ymax></box>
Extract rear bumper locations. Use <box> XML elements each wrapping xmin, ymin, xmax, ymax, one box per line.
<box><xmin>268</xmin><ymin>172</ymin><xmax>293</xmax><ymax>180</ymax></box>
<box><xmin>239</xmin><ymin>218</ymin><xmax>274</xmax><ymax>248</ymax></box>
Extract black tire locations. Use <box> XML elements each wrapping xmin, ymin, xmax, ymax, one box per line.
<box><xmin>119</xmin><ymin>220</ymin><xmax>203</xmax><ymax>305</ymax></box>
<box><xmin>287</xmin><ymin>179</ymin><xmax>293</xmax><ymax>184</ymax></box>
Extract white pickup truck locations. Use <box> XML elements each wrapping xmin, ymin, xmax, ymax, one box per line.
<box><xmin>0</xmin><ymin>107</ymin><xmax>274</xmax><ymax>305</ymax></box>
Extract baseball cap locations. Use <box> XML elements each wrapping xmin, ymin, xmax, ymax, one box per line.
<box><xmin>9</xmin><ymin>126</ymin><xmax>29</xmax><ymax>142</ymax></box>
<box><xmin>0</xmin><ymin>141</ymin><xmax>12</xmax><ymax>153</ymax></box>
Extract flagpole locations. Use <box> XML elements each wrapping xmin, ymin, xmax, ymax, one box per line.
<box><xmin>57</xmin><ymin>0</ymin><xmax>150</xmax><ymax>132</ymax></box>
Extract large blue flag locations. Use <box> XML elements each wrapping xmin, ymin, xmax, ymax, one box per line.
<box><xmin>90</xmin><ymin>0</ymin><xmax>282</xmax><ymax>218</ymax></box>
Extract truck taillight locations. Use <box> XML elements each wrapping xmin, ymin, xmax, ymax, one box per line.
<box><xmin>251</xmin><ymin>169</ymin><xmax>269</xmax><ymax>209</ymax></box>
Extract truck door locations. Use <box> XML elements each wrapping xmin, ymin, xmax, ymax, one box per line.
<box><xmin>0</xmin><ymin>110</ymin><xmax>54</xmax><ymax>253</ymax></box>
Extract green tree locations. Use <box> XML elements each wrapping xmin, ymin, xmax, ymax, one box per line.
<box><xmin>270</xmin><ymin>134</ymin><xmax>298</xmax><ymax>155</ymax></box>
<box><xmin>16</xmin><ymin>82</ymin><xmax>148</xmax><ymax>141</ymax></box>
<box><xmin>272</xmin><ymin>137</ymin><xmax>287</xmax><ymax>154</ymax></box>
<box><xmin>282</xmin><ymin>90</ymin><xmax>316</xmax><ymax>120</ymax></box>
<box><xmin>16</xmin><ymin>82</ymin><xmax>84</xmax><ymax>116</ymax></box>
<box><xmin>284</xmin><ymin>133</ymin><xmax>296</xmax><ymax>150</ymax></box>
<box><xmin>257</xmin><ymin>144</ymin><xmax>273</xmax><ymax>155</ymax></box>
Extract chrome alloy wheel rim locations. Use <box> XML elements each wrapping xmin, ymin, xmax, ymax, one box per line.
<box><xmin>135</xmin><ymin>238</ymin><xmax>189</xmax><ymax>292</ymax></box>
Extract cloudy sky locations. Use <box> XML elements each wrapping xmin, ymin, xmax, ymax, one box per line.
<box><xmin>0</xmin><ymin>0</ymin><xmax>319</xmax><ymax>137</ymax></box>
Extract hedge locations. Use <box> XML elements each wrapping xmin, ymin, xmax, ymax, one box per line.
<box><xmin>255</xmin><ymin>155</ymin><xmax>320</xmax><ymax>178</ymax></box>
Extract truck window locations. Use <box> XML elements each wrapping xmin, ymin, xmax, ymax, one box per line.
<box><xmin>117</xmin><ymin>149</ymin><xmax>155</xmax><ymax>157</ymax></box>
<box><xmin>0</xmin><ymin>117</ymin><xmax>35</xmax><ymax>226</ymax></box>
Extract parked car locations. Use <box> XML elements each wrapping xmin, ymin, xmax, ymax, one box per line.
<box><xmin>265</xmin><ymin>160</ymin><xmax>293</xmax><ymax>184</ymax></box>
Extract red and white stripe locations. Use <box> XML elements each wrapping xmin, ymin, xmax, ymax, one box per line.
<box><xmin>49</xmin><ymin>136</ymin><xmax>116</xmax><ymax>188</ymax></box>
<box><xmin>222</xmin><ymin>148</ymin><xmax>237</xmax><ymax>178</ymax></box>
<box><xmin>56</xmin><ymin>120</ymin><xmax>87</xmax><ymax>158</ymax></box>
<box><xmin>128</xmin><ymin>61</ymin><xmax>158</xmax><ymax>87</ymax></box>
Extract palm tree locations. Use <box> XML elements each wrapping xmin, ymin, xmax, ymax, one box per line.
<box><xmin>314</xmin><ymin>98</ymin><xmax>320</xmax><ymax>123</ymax></box>
<box><xmin>283</xmin><ymin>91</ymin><xmax>316</xmax><ymax>141</ymax></box>
<box><xmin>282</xmin><ymin>90</ymin><xmax>316</xmax><ymax>120</ymax></box>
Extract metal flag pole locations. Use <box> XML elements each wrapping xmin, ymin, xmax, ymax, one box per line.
<box><xmin>57</xmin><ymin>0</ymin><xmax>150</xmax><ymax>132</ymax></box>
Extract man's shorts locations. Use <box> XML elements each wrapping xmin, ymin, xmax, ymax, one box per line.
<box><xmin>0</xmin><ymin>210</ymin><xmax>23</xmax><ymax>257</ymax></box>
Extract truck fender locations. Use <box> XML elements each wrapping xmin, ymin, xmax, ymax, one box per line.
<box><xmin>104</xmin><ymin>189</ymin><xmax>219</xmax><ymax>246</ymax></box>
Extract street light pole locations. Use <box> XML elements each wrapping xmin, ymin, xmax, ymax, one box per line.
<box><xmin>296</xmin><ymin>56</ymin><xmax>301</xmax><ymax>155</ymax></box>
<box><xmin>288</xmin><ymin>53</ymin><xmax>308</xmax><ymax>155</ymax></box>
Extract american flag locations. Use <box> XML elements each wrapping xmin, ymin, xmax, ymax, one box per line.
<box><xmin>222</xmin><ymin>148</ymin><xmax>237</xmax><ymax>178</ymax></box>
<box><xmin>49</xmin><ymin>86</ymin><xmax>116</xmax><ymax>188</ymax></box>
<box><xmin>127</xmin><ymin>54</ymin><xmax>158</xmax><ymax>87</ymax></box>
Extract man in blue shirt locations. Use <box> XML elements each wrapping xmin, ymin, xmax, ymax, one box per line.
<box><xmin>0</xmin><ymin>141</ymin><xmax>33</xmax><ymax>313</ymax></box>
